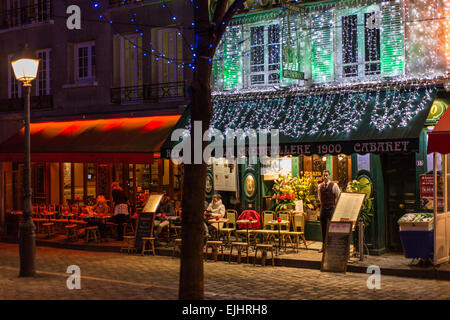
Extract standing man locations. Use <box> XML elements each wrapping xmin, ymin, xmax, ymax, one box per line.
<box><xmin>318</xmin><ymin>170</ymin><xmax>340</xmax><ymax>252</ymax></box>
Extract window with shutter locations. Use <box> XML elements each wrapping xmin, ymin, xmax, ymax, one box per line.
<box><xmin>381</xmin><ymin>1</ymin><xmax>405</xmax><ymax>77</ymax></box>
<box><xmin>311</xmin><ymin>10</ymin><xmax>334</xmax><ymax>83</ymax></box>
<box><xmin>243</xmin><ymin>21</ymin><xmax>281</xmax><ymax>87</ymax></box>
<box><xmin>336</xmin><ymin>5</ymin><xmax>381</xmax><ymax>79</ymax></box>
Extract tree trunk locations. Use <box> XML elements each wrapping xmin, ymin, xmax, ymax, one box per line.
<box><xmin>179</xmin><ymin>2</ymin><xmax>212</xmax><ymax>300</ymax></box>
<box><xmin>178</xmin><ymin>0</ymin><xmax>245</xmax><ymax>300</ymax></box>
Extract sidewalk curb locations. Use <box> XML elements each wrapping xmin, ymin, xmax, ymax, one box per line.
<box><xmin>1</xmin><ymin>238</ymin><xmax>449</xmax><ymax>281</ymax></box>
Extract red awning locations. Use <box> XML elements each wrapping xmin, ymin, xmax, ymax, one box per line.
<box><xmin>428</xmin><ymin>107</ymin><xmax>450</xmax><ymax>154</ymax></box>
<box><xmin>0</xmin><ymin>115</ymin><xmax>181</xmax><ymax>163</ymax></box>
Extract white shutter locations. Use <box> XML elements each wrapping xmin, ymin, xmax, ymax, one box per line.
<box><xmin>223</xmin><ymin>25</ymin><xmax>243</xmax><ymax>90</ymax></box>
<box><xmin>381</xmin><ymin>1</ymin><xmax>405</xmax><ymax>77</ymax></box>
<box><xmin>281</xmin><ymin>12</ymin><xmax>302</xmax><ymax>86</ymax></box>
<box><xmin>310</xmin><ymin>10</ymin><xmax>334</xmax><ymax>83</ymax></box>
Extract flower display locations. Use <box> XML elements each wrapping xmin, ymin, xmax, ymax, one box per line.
<box><xmin>272</xmin><ymin>174</ymin><xmax>296</xmax><ymax>211</ymax></box>
<box><xmin>272</xmin><ymin>173</ymin><xmax>319</xmax><ymax>211</ymax></box>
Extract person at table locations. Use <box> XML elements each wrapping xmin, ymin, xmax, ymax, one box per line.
<box><xmin>154</xmin><ymin>194</ymin><xmax>176</xmax><ymax>243</ymax></box>
<box><xmin>111</xmin><ymin>182</ymin><xmax>130</xmax><ymax>241</ymax></box>
<box><xmin>92</xmin><ymin>194</ymin><xmax>110</xmax><ymax>215</ymax></box>
<box><xmin>203</xmin><ymin>194</ymin><xmax>226</xmax><ymax>238</ymax></box>
<box><xmin>317</xmin><ymin>170</ymin><xmax>340</xmax><ymax>253</ymax></box>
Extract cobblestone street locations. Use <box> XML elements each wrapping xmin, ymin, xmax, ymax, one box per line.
<box><xmin>0</xmin><ymin>243</ymin><xmax>449</xmax><ymax>300</ymax></box>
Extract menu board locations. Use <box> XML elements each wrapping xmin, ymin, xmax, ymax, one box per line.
<box><xmin>321</xmin><ymin>222</ymin><xmax>353</xmax><ymax>273</ymax></box>
<box><xmin>134</xmin><ymin>212</ymin><xmax>155</xmax><ymax>251</ymax></box>
<box><xmin>213</xmin><ymin>158</ymin><xmax>237</xmax><ymax>191</ymax></box>
<box><xmin>142</xmin><ymin>194</ymin><xmax>163</xmax><ymax>213</ymax></box>
<box><xmin>331</xmin><ymin>192</ymin><xmax>366</xmax><ymax>228</ymax></box>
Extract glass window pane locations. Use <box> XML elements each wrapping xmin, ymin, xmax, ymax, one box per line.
<box><xmin>342</xmin><ymin>15</ymin><xmax>358</xmax><ymax>77</ymax></box>
<box><xmin>73</xmin><ymin>163</ymin><xmax>84</xmax><ymax>203</ymax></box>
<box><xmin>364</xmin><ymin>12</ymin><xmax>380</xmax><ymax>76</ymax></box>
<box><xmin>87</xmin><ymin>163</ymin><xmax>96</xmax><ymax>205</ymax></box>
<box><xmin>63</xmin><ymin>163</ymin><xmax>71</xmax><ymax>203</ymax></box>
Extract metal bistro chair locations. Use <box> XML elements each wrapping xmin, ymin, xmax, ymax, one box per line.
<box><xmin>71</xmin><ymin>204</ymin><xmax>79</xmax><ymax>217</ymax></box>
<box><xmin>32</xmin><ymin>205</ymin><xmax>39</xmax><ymax>218</ymax></box>
<box><xmin>38</xmin><ymin>204</ymin><xmax>47</xmax><ymax>217</ymax></box>
<box><xmin>219</xmin><ymin>210</ymin><xmax>238</xmax><ymax>245</ymax></box>
<box><xmin>287</xmin><ymin>213</ymin><xmax>309</xmax><ymax>252</ymax></box>
<box><xmin>253</xmin><ymin>211</ymin><xmax>277</xmax><ymax>245</ymax></box>
<box><xmin>277</xmin><ymin>212</ymin><xmax>293</xmax><ymax>251</ymax></box>
<box><xmin>277</xmin><ymin>210</ymin><xmax>294</xmax><ymax>230</ymax></box>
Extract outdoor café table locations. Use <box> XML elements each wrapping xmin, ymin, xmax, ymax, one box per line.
<box><xmin>61</xmin><ymin>213</ymin><xmax>75</xmax><ymax>221</ymax></box>
<box><xmin>208</xmin><ymin>218</ymin><xmax>229</xmax><ymax>241</ymax></box>
<box><xmin>41</xmin><ymin>212</ymin><xmax>55</xmax><ymax>221</ymax></box>
<box><xmin>236</xmin><ymin>219</ymin><xmax>258</xmax><ymax>247</ymax></box>
<box><xmin>268</xmin><ymin>220</ymin><xmax>289</xmax><ymax>255</ymax></box>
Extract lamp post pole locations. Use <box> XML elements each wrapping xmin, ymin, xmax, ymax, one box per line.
<box><xmin>19</xmin><ymin>84</ymin><xmax>36</xmax><ymax>277</ymax></box>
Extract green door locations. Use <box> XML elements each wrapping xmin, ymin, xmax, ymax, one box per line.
<box><xmin>381</xmin><ymin>153</ymin><xmax>417</xmax><ymax>251</ymax></box>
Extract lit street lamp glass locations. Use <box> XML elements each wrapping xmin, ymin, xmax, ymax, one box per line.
<box><xmin>11</xmin><ymin>58</ymin><xmax>39</xmax><ymax>86</ymax></box>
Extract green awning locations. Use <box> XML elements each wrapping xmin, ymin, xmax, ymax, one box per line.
<box><xmin>161</xmin><ymin>87</ymin><xmax>437</xmax><ymax>158</ymax></box>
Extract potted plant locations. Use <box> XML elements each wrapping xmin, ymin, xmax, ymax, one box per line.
<box><xmin>272</xmin><ymin>175</ymin><xmax>296</xmax><ymax>211</ymax></box>
<box><xmin>346</xmin><ymin>179</ymin><xmax>374</xmax><ymax>227</ymax></box>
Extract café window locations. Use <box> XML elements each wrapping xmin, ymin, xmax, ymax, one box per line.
<box><xmin>36</xmin><ymin>48</ymin><xmax>51</xmax><ymax>96</ymax></box>
<box><xmin>87</xmin><ymin>163</ymin><xmax>96</xmax><ymax>205</ymax></box>
<box><xmin>8</xmin><ymin>54</ymin><xmax>22</xmax><ymax>98</ymax></box>
<box><xmin>74</xmin><ymin>41</ymin><xmax>96</xmax><ymax>82</ymax></box>
<box><xmin>247</xmin><ymin>22</ymin><xmax>281</xmax><ymax>86</ymax></box>
<box><xmin>63</xmin><ymin>163</ymin><xmax>71</xmax><ymax>202</ymax></box>
<box><xmin>337</xmin><ymin>6</ymin><xmax>381</xmax><ymax>79</ymax></box>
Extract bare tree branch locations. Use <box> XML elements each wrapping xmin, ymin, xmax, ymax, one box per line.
<box><xmin>211</xmin><ymin>0</ymin><xmax>246</xmax><ymax>50</ymax></box>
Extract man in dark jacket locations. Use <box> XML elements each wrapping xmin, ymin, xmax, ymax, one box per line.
<box><xmin>318</xmin><ymin>170</ymin><xmax>340</xmax><ymax>252</ymax></box>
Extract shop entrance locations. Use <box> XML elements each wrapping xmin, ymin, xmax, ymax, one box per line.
<box><xmin>381</xmin><ymin>153</ymin><xmax>417</xmax><ymax>251</ymax></box>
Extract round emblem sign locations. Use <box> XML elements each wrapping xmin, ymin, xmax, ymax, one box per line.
<box><xmin>244</xmin><ymin>174</ymin><xmax>256</xmax><ymax>198</ymax></box>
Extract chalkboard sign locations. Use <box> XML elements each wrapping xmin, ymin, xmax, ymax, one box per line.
<box><xmin>321</xmin><ymin>222</ymin><xmax>353</xmax><ymax>273</ymax></box>
<box><xmin>134</xmin><ymin>212</ymin><xmax>155</xmax><ymax>251</ymax></box>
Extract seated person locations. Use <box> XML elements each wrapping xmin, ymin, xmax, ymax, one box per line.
<box><xmin>154</xmin><ymin>194</ymin><xmax>177</xmax><ymax>241</ymax></box>
<box><xmin>89</xmin><ymin>194</ymin><xmax>110</xmax><ymax>237</ymax></box>
<box><xmin>203</xmin><ymin>194</ymin><xmax>226</xmax><ymax>238</ymax></box>
<box><xmin>92</xmin><ymin>195</ymin><xmax>110</xmax><ymax>215</ymax></box>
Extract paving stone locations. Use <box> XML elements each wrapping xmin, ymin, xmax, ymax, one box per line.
<box><xmin>0</xmin><ymin>243</ymin><xmax>449</xmax><ymax>300</ymax></box>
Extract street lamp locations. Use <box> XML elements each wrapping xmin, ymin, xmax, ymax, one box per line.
<box><xmin>11</xmin><ymin>46</ymin><xmax>39</xmax><ymax>277</ymax></box>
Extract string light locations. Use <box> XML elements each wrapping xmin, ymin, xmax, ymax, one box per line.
<box><xmin>212</xmin><ymin>0</ymin><xmax>449</xmax><ymax>92</ymax></box>
<box><xmin>180</xmin><ymin>87</ymin><xmax>436</xmax><ymax>141</ymax></box>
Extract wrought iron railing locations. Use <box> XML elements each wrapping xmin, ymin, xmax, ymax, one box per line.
<box><xmin>0</xmin><ymin>0</ymin><xmax>53</xmax><ymax>30</ymax></box>
<box><xmin>110</xmin><ymin>82</ymin><xmax>186</xmax><ymax>104</ymax></box>
<box><xmin>109</xmin><ymin>0</ymin><xmax>144</xmax><ymax>7</ymax></box>
<box><xmin>0</xmin><ymin>95</ymin><xmax>53</xmax><ymax>113</ymax></box>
